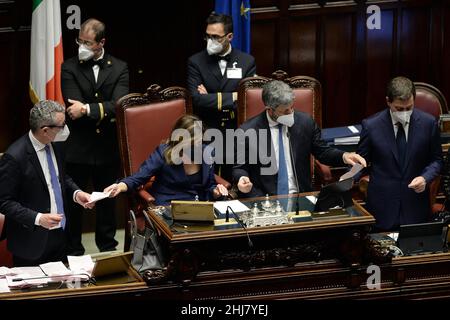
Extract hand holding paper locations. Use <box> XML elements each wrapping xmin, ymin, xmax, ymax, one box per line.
<box><xmin>87</xmin><ymin>190</ymin><xmax>112</xmax><ymax>205</ymax></box>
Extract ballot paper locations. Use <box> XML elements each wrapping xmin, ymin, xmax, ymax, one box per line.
<box><xmin>0</xmin><ymin>279</ymin><xmax>10</xmax><ymax>293</ymax></box>
<box><xmin>214</xmin><ymin>200</ymin><xmax>250</xmax><ymax>214</ymax></box>
<box><xmin>87</xmin><ymin>190</ymin><xmax>111</xmax><ymax>205</ymax></box>
<box><xmin>67</xmin><ymin>255</ymin><xmax>95</xmax><ymax>277</ymax></box>
<box><xmin>339</xmin><ymin>163</ymin><xmax>364</xmax><ymax>181</ymax></box>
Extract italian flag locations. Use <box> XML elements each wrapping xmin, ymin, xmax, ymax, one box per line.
<box><xmin>29</xmin><ymin>0</ymin><xmax>64</xmax><ymax>105</ymax></box>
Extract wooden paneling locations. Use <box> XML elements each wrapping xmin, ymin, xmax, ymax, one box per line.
<box><xmin>251</xmin><ymin>19</ymin><xmax>278</xmax><ymax>76</ymax></box>
<box><xmin>251</xmin><ymin>0</ymin><xmax>450</xmax><ymax>127</ymax></box>
<box><xmin>366</xmin><ymin>8</ymin><xmax>395</xmax><ymax>117</ymax></box>
<box><xmin>322</xmin><ymin>13</ymin><xmax>354</xmax><ymax>127</ymax></box>
<box><xmin>289</xmin><ymin>15</ymin><xmax>318</xmax><ymax>77</ymax></box>
<box><xmin>1</xmin><ymin>0</ymin><xmax>450</xmax><ymax>150</ymax></box>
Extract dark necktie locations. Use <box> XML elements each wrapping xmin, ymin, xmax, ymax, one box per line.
<box><xmin>277</xmin><ymin>124</ymin><xmax>289</xmax><ymax>195</ymax></box>
<box><xmin>396</xmin><ymin>122</ymin><xmax>407</xmax><ymax>169</ymax></box>
<box><xmin>44</xmin><ymin>145</ymin><xmax>66</xmax><ymax>229</ymax></box>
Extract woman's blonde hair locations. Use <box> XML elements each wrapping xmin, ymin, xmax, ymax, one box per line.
<box><xmin>164</xmin><ymin>114</ymin><xmax>204</xmax><ymax>165</ymax></box>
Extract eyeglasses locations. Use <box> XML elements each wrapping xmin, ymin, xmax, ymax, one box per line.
<box><xmin>75</xmin><ymin>38</ymin><xmax>97</xmax><ymax>48</ymax></box>
<box><xmin>41</xmin><ymin>123</ymin><xmax>65</xmax><ymax>129</ymax></box>
<box><xmin>204</xmin><ymin>33</ymin><xmax>228</xmax><ymax>42</ymax></box>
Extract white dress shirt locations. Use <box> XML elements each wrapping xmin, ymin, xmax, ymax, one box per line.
<box><xmin>266</xmin><ymin>112</ymin><xmax>298</xmax><ymax>194</ymax></box>
<box><xmin>218</xmin><ymin>46</ymin><xmax>232</xmax><ymax>76</ymax></box>
<box><xmin>29</xmin><ymin>131</ymin><xmax>80</xmax><ymax>226</ymax></box>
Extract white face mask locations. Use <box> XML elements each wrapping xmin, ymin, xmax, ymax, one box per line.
<box><xmin>206</xmin><ymin>38</ymin><xmax>223</xmax><ymax>55</ymax></box>
<box><xmin>53</xmin><ymin>125</ymin><xmax>70</xmax><ymax>142</ymax></box>
<box><xmin>276</xmin><ymin>113</ymin><xmax>295</xmax><ymax>127</ymax></box>
<box><xmin>392</xmin><ymin>110</ymin><xmax>413</xmax><ymax>126</ymax></box>
<box><xmin>78</xmin><ymin>45</ymin><xmax>94</xmax><ymax>61</ymax></box>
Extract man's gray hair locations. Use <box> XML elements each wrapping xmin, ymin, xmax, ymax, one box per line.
<box><xmin>386</xmin><ymin>76</ymin><xmax>416</xmax><ymax>102</ymax></box>
<box><xmin>29</xmin><ymin>100</ymin><xmax>65</xmax><ymax>132</ymax></box>
<box><xmin>262</xmin><ymin>80</ymin><xmax>295</xmax><ymax>109</ymax></box>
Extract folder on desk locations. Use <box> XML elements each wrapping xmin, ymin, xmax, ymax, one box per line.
<box><xmin>171</xmin><ymin>200</ymin><xmax>215</xmax><ymax>222</ymax></box>
<box><xmin>321</xmin><ymin>125</ymin><xmax>362</xmax><ymax>144</ymax></box>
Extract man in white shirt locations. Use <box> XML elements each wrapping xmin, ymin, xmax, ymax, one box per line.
<box><xmin>233</xmin><ymin>80</ymin><xmax>366</xmax><ymax>198</ymax></box>
<box><xmin>0</xmin><ymin>100</ymin><xmax>93</xmax><ymax>266</ymax></box>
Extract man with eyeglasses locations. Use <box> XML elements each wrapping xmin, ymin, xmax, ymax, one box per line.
<box><xmin>0</xmin><ymin>100</ymin><xmax>94</xmax><ymax>266</ymax></box>
<box><xmin>61</xmin><ymin>18</ymin><xmax>129</xmax><ymax>255</ymax></box>
<box><xmin>233</xmin><ymin>80</ymin><xmax>366</xmax><ymax>198</ymax></box>
<box><xmin>187</xmin><ymin>13</ymin><xmax>256</xmax><ymax>181</ymax></box>
<box><xmin>357</xmin><ymin>76</ymin><xmax>442</xmax><ymax>231</ymax></box>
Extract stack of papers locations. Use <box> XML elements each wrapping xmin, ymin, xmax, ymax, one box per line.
<box><xmin>0</xmin><ymin>255</ymin><xmax>95</xmax><ymax>290</ymax></box>
<box><xmin>321</xmin><ymin>125</ymin><xmax>362</xmax><ymax>145</ymax></box>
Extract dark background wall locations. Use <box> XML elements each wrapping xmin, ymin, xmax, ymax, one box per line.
<box><xmin>1</xmin><ymin>0</ymin><xmax>449</xmax><ymax>152</ymax></box>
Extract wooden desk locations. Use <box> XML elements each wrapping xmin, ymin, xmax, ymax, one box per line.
<box><xmin>145</xmin><ymin>193</ymin><xmax>382</xmax><ymax>282</ymax></box>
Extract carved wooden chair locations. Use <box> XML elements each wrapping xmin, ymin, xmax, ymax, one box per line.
<box><xmin>237</xmin><ymin>70</ymin><xmax>333</xmax><ymax>188</ymax></box>
<box><xmin>116</xmin><ymin>84</ymin><xmax>231</xmax><ymax>207</ymax></box>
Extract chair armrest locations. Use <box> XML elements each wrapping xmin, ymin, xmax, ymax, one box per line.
<box><xmin>138</xmin><ymin>188</ymin><xmax>155</xmax><ymax>204</ymax></box>
<box><xmin>214</xmin><ymin>174</ymin><xmax>231</xmax><ymax>189</ymax></box>
<box><xmin>314</xmin><ymin>160</ymin><xmax>333</xmax><ymax>183</ymax></box>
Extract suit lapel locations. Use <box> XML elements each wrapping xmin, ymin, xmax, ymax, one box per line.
<box><xmin>26</xmin><ymin>137</ymin><xmax>47</xmax><ymax>190</ymax></box>
<box><xmin>78</xmin><ymin>60</ymin><xmax>96</xmax><ymax>86</ymax></box>
<box><xmin>206</xmin><ymin>54</ymin><xmax>223</xmax><ymax>84</ymax></box>
<box><xmin>96</xmin><ymin>54</ymin><xmax>113</xmax><ymax>90</ymax></box>
<box><xmin>403</xmin><ymin>111</ymin><xmax>420</xmax><ymax>172</ymax></box>
<box><xmin>380</xmin><ymin>110</ymin><xmax>401</xmax><ymax>168</ymax></box>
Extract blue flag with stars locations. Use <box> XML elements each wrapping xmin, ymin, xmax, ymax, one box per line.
<box><xmin>214</xmin><ymin>0</ymin><xmax>251</xmax><ymax>53</ymax></box>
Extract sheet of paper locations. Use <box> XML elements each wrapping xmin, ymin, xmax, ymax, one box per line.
<box><xmin>39</xmin><ymin>261</ymin><xmax>71</xmax><ymax>277</ymax></box>
<box><xmin>214</xmin><ymin>200</ymin><xmax>250</xmax><ymax>214</ymax></box>
<box><xmin>87</xmin><ymin>191</ymin><xmax>111</xmax><ymax>205</ymax></box>
<box><xmin>0</xmin><ymin>267</ymin><xmax>14</xmax><ymax>278</ymax></box>
<box><xmin>0</xmin><ymin>279</ymin><xmax>11</xmax><ymax>293</ymax></box>
<box><xmin>6</xmin><ymin>266</ymin><xmax>49</xmax><ymax>288</ymax></box>
<box><xmin>67</xmin><ymin>255</ymin><xmax>95</xmax><ymax>277</ymax></box>
<box><xmin>348</xmin><ymin>125</ymin><xmax>360</xmax><ymax>134</ymax></box>
<box><xmin>339</xmin><ymin>163</ymin><xmax>364</xmax><ymax>181</ymax></box>
<box><xmin>306</xmin><ymin>196</ymin><xmax>317</xmax><ymax>205</ymax></box>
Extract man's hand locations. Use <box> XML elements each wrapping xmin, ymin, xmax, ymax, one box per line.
<box><xmin>197</xmin><ymin>84</ymin><xmax>208</xmax><ymax>95</ymax></box>
<box><xmin>104</xmin><ymin>182</ymin><xmax>128</xmax><ymax>198</ymax></box>
<box><xmin>75</xmin><ymin>191</ymin><xmax>94</xmax><ymax>209</ymax></box>
<box><xmin>39</xmin><ymin>213</ymin><xmax>63</xmax><ymax>230</ymax></box>
<box><xmin>67</xmin><ymin>99</ymin><xmax>86</xmax><ymax>120</ymax></box>
<box><xmin>343</xmin><ymin>152</ymin><xmax>367</xmax><ymax>167</ymax></box>
<box><xmin>408</xmin><ymin>176</ymin><xmax>426</xmax><ymax>193</ymax></box>
<box><xmin>237</xmin><ymin>176</ymin><xmax>253</xmax><ymax>194</ymax></box>
<box><xmin>213</xmin><ymin>184</ymin><xmax>229</xmax><ymax>199</ymax></box>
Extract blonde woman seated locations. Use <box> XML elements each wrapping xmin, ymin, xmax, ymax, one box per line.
<box><xmin>105</xmin><ymin>115</ymin><xmax>228</xmax><ymax>205</ymax></box>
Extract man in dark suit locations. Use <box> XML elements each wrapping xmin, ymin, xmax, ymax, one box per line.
<box><xmin>187</xmin><ymin>13</ymin><xmax>256</xmax><ymax>181</ymax></box>
<box><xmin>61</xmin><ymin>18</ymin><xmax>129</xmax><ymax>255</ymax></box>
<box><xmin>0</xmin><ymin>101</ymin><xmax>93</xmax><ymax>266</ymax></box>
<box><xmin>232</xmin><ymin>80</ymin><xmax>366</xmax><ymax>198</ymax></box>
<box><xmin>358</xmin><ymin>76</ymin><xmax>442</xmax><ymax>231</ymax></box>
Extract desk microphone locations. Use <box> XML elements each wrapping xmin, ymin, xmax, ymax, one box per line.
<box><xmin>287</xmin><ymin>131</ymin><xmax>302</xmax><ymax>215</ymax></box>
<box><xmin>226</xmin><ymin>206</ymin><xmax>253</xmax><ymax>248</ymax></box>
<box><xmin>12</xmin><ymin>273</ymin><xmax>94</xmax><ymax>284</ymax></box>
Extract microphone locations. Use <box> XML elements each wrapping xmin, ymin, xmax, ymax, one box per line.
<box><xmin>11</xmin><ymin>273</ymin><xmax>94</xmax><ymax>284</ymax></box>
<box><xmin>225</xmin><ymin>206</ymin><xmax>230</xmax><ymax>222</ymax></box>
<box><xmin>226</xmin><ymin>206</ymin><xmax>253</xmax><ymax>248</ymax></box>
<box><xmin>286</xmin><ymin>131</ymin><xmax>302</xmax><ymax>215</ymax></box>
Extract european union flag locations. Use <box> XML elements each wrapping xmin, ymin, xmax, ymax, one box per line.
<box><xmin>214</xmin><ymin>0</ymin><xmax>251</xmax><ymax>53</ymax></box>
